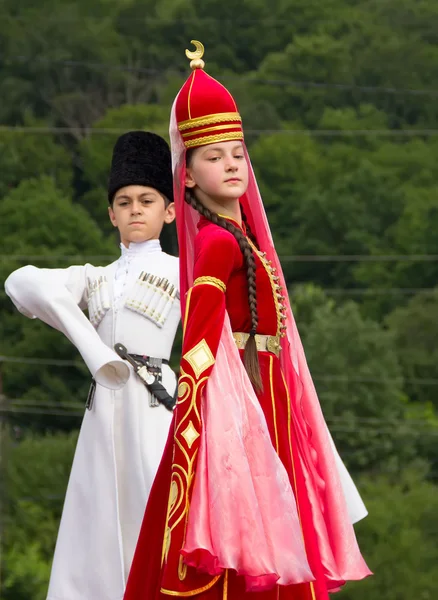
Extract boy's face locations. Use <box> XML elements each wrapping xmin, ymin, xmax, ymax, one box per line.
<box><xmin>109</xmin><ymin>185</ymin><xmax>175</xmax><ymax>247</ymax></box>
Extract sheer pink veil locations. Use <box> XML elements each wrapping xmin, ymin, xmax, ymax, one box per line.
<box><xmin>169</xmin><ymin>95</ymin><xmax>371</xmax><ymax>587</ymax></box>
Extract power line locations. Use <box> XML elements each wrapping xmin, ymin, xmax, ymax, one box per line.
<box><xmin>315</xmin><ymin>375</ymin><xmax>438</xmax><ymax>386</ymax></box>
<box><xmin>1</xmin><ymin>125</ymin><xmax>438</xmax><ymax>137</ymax></box>
<box><xmin>2</xmin><ymin>405</ymin><xmax>437</xmax><ymax>435</ymax></box>
<box><xmin>4</xmin><ymin>55</ymin><xmax>438</xmax><ymax>98</ymax></box>
<box><xmin>0</xmin><ymin>355</ymin><xmax>79</xmax><ymax>367</ymax></box>
<box><xmin>293</xmin><ymin>288</ymin><xmax>438</xmax><ymax>296</ymax></box>
<box><xmin>2</xmin><ymin>355</ymin><xmax>438</xmax><ymax>387</ymax></box>
<box><xmin>3</xmin><ymin>253</ymin><xmax>438</xmax><ymax>263</ymax></box>
<box><xmin>4</xmin><ymin>400</ymin><xmax>436</xmax><ymax>427</ymax></box>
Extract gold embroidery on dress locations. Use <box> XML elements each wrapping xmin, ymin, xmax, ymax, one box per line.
<box><xmin>178</xmin><ymin>554</ymin><xmax>188</xmax><ymax>581</ymax></box>
<box><xmin>193</xmin><ymin>276</ymin><xmax>226</xmax><ymax>293</ymax></box>
<box><xmin>181</xmin><ymin>421</ymin><xmax>200</xmax><ymax>449</ymax></box>
<box><xmin>247</xmin><ymin>238</ymin><xmax>287</xmax><ymax>338</ymax></box>
<box><xmin>183</xmin><ymin>339</ymin><xmax>215</xmax><ymax>378</ymax></box>
<box><xmin>161</xmin><ymin>575</ymin><xmax>222</xmax><ymax>596</ymax></box>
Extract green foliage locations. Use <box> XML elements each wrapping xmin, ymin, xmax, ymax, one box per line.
<box><xmin>340</xmin><ymin>467</ymin><xmax>438</xmax><ymax>600</ymax></box>
<box><xmin>1</xmin><ymin>429</ymin><xmax>78</xmax><ymax>600</ymax></box>
<box><xmin>291</xmin><ymin>285</ymin><xmax>415</xmax><ymax>472</ymax></box>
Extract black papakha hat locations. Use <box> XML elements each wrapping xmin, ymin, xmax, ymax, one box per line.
<box><xmin>108</xmin><ymin>131</ymin><xmax>173</xmax><ymax>203</ymax></box>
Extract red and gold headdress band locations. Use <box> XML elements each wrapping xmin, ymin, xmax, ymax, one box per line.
<box><xmin>175</xmin><ymin>40</ymin><xmax>244</xmax><ymax>149</ymax></box>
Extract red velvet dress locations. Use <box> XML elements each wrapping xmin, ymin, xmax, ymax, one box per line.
<box><xmin>124</xmin><ymin>217</ymin><xmax>330</xmax><ymax>599</ymax></box>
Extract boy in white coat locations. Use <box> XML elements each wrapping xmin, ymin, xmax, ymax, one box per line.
<box><xmin>5</xmin><ymin>131</ymin><xmax>180</xmax><ymax>600</ymax></box>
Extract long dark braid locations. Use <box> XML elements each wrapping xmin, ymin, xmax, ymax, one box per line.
<box><xmin>240</xmin><ymin>206</ymin><xmax>259</xmax><ymax>249</ymax></box>
<box><xmin>185</xmin><ymin>189</ymin><xmax>263</xmax><ymax>392</ymax></box>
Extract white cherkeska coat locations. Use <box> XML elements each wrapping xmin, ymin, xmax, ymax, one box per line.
<box><xmin>5</xmin><ymin>240</ymin><xmax>180</xmax><ymax>600</ymax></box>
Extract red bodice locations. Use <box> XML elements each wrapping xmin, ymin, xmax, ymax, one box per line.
<box><xmin>195</xmin><ymin>217</ymin><xmax>280</xmax><ymax>336</ymax></box>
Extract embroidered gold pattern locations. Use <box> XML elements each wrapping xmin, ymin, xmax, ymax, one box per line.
<box><xmin>178</xmin><ymin>554</ymin><xmax>188</xmax><ymax>581</ymax></box>
<box><xmin>183</xmin><ymin>339</ymin><xmax>215</xmax><ymax>378</ymax></box>
<box><xmin>178</xmin><ymin>381</ymin><xmax>190</xmax><ymax>402</ymax></box>
<box><xmin>193</xmin><ymin>276</ymin><xmax>226</xmax><ymax>293</ymax></box>
<box><xmin>181</xmin><ymin>421</ymin><xmax>200</xmax><ymax>449</ymax></box>
<box><xmin>178</xmin><ymin>112</ymin><xmax>242</xmax><ymax>131</ymax></box>
<box><xmin>247</xmin><ymin>238</ymin><xmax>287</xmax><ymax>338</ymax></box>
<box><xmin>184</xmin><ymin>131</ymin><xmax>244</xmax><ymax>149</ymax></box>
<box><xmin>161</xmin><ymin>575</ymin><xmax>222</xmax><ymax>596</ymax></box>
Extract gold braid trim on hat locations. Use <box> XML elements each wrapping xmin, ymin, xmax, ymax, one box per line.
<box><xmin>178</xmin><ymin>112</ymin><xmax>242</xmax><ymax>132</ymax></box>
<box><xmin>184</xmin><ymin>131</ymin><xmax>244</xmax><ymax>149</ymax></box>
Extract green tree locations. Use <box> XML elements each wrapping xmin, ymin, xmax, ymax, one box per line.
<box><xmin>341</xmin><ymin>467</ymin><xmax>438</xmax><ymax>600</ymax></box>
<box><xmin>2</xmin><ymin>429</ymin><xmax>78</xmax><ymax>600</ymax></box>
<box><xmin>291</xmin><ymin>284</ymin><xmax>411</xmax><ymax>472</ymax></box>
<box><xmin>0</xmin><ymin>176</ymin><xmax>117</xmax><ymax>431</ymax></box>
<box><xmin>0</xmin><ymin>118</ymin><xmax>73</xmax><ymax>197</ymax></box>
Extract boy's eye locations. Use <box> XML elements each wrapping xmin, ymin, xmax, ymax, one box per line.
<box><xmin>119</xmin><ymin>201</ymin><xmax>129</xmax><ymax>206</ymax></box>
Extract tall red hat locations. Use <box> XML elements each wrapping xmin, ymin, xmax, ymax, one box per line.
<box><xmin>175</xmin><ymin>40</ymin><xmax>244</xmax><ymax>149</ymax></box>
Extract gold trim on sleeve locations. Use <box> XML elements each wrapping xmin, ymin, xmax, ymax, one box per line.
<box><xmin>193</xmin><ymin>276</ymin><xmax>226</xmax><ymax>293</ymax></box>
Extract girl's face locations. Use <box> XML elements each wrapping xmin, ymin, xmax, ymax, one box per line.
<box><xmin>185</xmin><ymin>141</ymin><xmax>249</xmax><ymax>204</ymax></box>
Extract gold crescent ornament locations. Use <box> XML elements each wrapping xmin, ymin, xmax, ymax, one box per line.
<box><xmin>185</xmin><ymin>40</ymin><xmax>205</xmax><ymax>70</ymax></box>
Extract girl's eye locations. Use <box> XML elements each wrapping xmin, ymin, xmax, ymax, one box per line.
<box><xmin>235</xmin><ymin>154</ymin><xmax>244</xmax><ymax>159</ymax></box>
<box><xmin>208</xmin><ymin>156</ymin><xmax>221</xmax><ymax>162</ymax></box>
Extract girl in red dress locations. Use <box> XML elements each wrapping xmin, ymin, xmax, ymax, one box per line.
<box><xmin>124</xmin><ymin>41</ymin><xmax>371</xmax><ymax>600</ymax></box>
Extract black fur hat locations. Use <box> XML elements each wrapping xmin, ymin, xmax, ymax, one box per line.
<box><xmin>108</xmin><ymin>131</ymin><xmax>173</xmax><ymax>203</ymax></box>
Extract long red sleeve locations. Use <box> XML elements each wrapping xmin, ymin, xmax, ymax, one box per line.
<box><xmin>160</xmin><ymin>226</ymin><xmax>241</xmax><ymax>594</ymax></box>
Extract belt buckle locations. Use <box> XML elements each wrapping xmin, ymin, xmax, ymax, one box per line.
<box><xmin>267</xmin><ymin>336</ymin><xmax>280</xmax><ymax>357</ymax></box>
<box><xmin>233</xmin><ymin>332</ymin><xmax>245</xmax><ymax>349</ymax></box>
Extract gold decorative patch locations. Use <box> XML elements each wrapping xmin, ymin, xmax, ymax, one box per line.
<box><xmin>181</xmin><ymin>420</ymin><xmax>200</xmax><ymax>449</ymax></box>
<box><xmin>183</xmin><ymin>338</ymin><xmax>215</xmax><ymax>378</ymax></box>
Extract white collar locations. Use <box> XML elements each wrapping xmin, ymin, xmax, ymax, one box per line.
<box><xmin>120</xmin><ymin>239</ymin><xmax>161</xmax><ymax>257</ymax></box>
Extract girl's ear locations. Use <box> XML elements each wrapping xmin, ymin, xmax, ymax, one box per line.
<box><xmin>185</xmin><ymin>167</ymin><xmax>196</xmax><ymax>189</ymax></box>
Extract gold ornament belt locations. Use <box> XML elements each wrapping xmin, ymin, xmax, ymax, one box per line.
<box><xmin>232</xmin><ymin>332</ymin><xmax>281</xmax><ymax>357</ymax></box>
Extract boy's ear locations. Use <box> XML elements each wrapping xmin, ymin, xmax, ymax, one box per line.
<box><xmin>185</xmin><ymin>168</ymin><xmax>196</xmax><ymax>188</ymax></box>
<box><xmin>164</xmin><ymin>202</ymin><xmax>176</xmax><ymax>224</ymax></box>
<box><xmin>108</xmin><ymin>205</ymin><xmax>118</xmax><ymax>228</ymax></box>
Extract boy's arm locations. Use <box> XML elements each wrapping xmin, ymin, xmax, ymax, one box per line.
<box><xmin>5</xmin><ymin>265</ymin><xmax>129</xmax><ymax>389</ymax></box>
